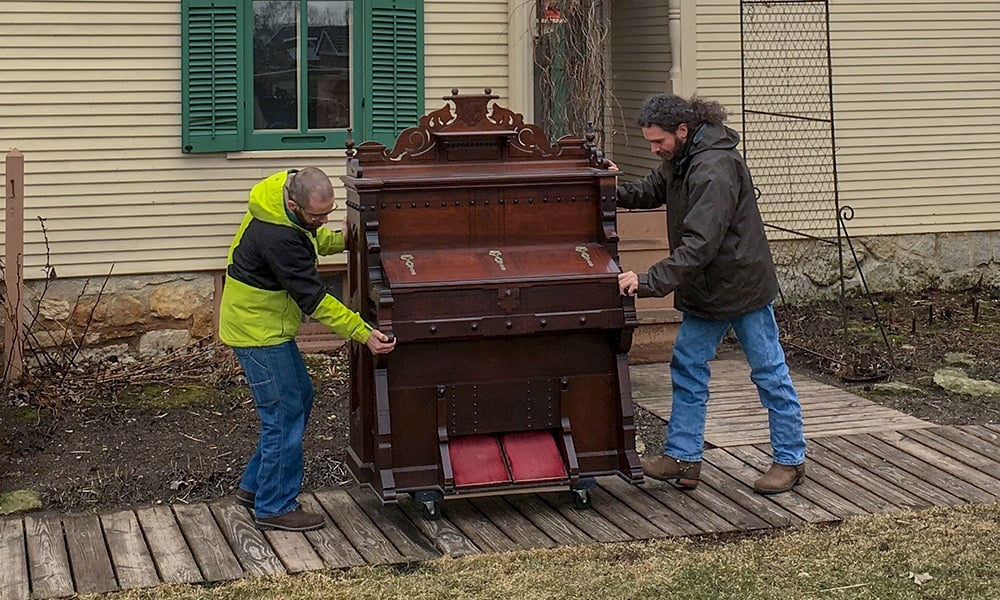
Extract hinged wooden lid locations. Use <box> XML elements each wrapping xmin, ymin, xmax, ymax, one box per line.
<box><xmin>382</xmin><ymin>243</ymin><xmax>619</xmax><ymax>288</ymax></box>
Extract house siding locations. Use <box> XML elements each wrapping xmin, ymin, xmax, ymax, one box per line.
<box><xmin>0</xmin><ymin>0</ymin><xmax>511</xmax><ymax>280</ymax></box>
<box><xmin>424</xmin><ymin>0</ymin><xmax>510</xmax><ymax>107</ymax></box>
<box><xmin>608</xmin><ymin>0</ymin><xmax>671</xmax><ymax>180</ymax></box>
<box><xmin>696</xmin><ymin>0</ymin><xmax>1000</xmax><ymax>237</ymax></box>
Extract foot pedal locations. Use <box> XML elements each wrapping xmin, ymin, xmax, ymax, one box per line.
<box><xmin>501</xmin><ymin>430</ymin><xmax>567</xmax><ymax>483</ymax></box>
<box><xmin>449</xmin><ymin>435</ymin><xmax>511</xmax><ymax>488</ymax></box>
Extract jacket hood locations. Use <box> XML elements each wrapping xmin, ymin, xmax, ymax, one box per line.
<box><xmin>675</xmin><ymin>123</ymin><xmax>740</xmax><ymax>173</ymax></box>
<box><xmin>248</xmin><ymin>170</ymin><xmax>296</xmax><ymax>227</ymax></box>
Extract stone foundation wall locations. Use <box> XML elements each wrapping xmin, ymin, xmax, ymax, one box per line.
<box><xmin>21</xmin><ymin>272</ymin><xmax>217</xmax><ymax>366</ymax></box>
<box><xmin>773</xmin><ymin>231</ymin><xmax>1000</xmax><ymax>304</ymax></box>
<box><xmin>7</xmin><ymin>231</ymin><xmax>1000</xmax><ymax>365</ymax></box>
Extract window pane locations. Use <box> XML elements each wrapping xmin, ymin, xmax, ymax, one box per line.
<box><xmin>253</xmin><ymin>1</ymin><xmax>299</xmax><ymax>130</ymax></box>
<box><xmin>307</xmin><ymin>1</ymin><xmax>351</xmax><ymax>129</ymax></box>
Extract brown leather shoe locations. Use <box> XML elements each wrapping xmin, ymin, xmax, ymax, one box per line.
<box><xmin>255</xmin><ymin>508</ymin><xmax>325</xmax><ymax>532</ymax></box>
<box><xmin>641</xmin><ymin>455</ymin><xmax>701</xmax><ymax>489</ymax></box>
<box><xmin>234</xmin><ymin>488</ymin><xmax>254</xmax><ymax>510</ymax></box>
<box><xmin>753</xmin><ymin>462</ymin><xmax>805</xmax><ymax>494</ymax></box>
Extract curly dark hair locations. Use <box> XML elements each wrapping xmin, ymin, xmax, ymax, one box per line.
<box><xmin>636</xmin><ymin>94</ymin><xmax>728</xmax><ymax>132</ymax></box>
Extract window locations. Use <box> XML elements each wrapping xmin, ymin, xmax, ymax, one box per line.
<box><xmin>181</xmin><ymin>0</ymin><xmax>423</xmax><ymax>153</ymax></box>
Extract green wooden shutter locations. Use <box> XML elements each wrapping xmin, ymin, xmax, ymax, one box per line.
<box><xmin>181</xmin><ymin>0</ymin><xmax>244</xmax><ymax>153</ymax></box>
<box><xmin>365</xmin><ymin>0</ymin><xmax>424</xmax><ymax>146</ymax></box>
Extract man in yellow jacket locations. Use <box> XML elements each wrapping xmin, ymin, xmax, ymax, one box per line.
<box><xmin>219</xmin><ymin>167</ymin><xmax>395</xmax><ymax>532</ymax></box>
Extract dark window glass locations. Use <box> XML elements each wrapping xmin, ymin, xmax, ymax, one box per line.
<box><xmin>253</xmin><ymin>1</ymin><xmax>352</xmax><ymax>132</ymax></box>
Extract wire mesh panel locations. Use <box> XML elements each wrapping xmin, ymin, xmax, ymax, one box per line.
<box><xmin>741</xmin><ymin>1</ymin><xmax>895</xmax><ymax>376</ymax></box>
<box><xmin>740</xmin><ymin>0</ymin><xmax>840</xmax><ymax>255</ymax></box>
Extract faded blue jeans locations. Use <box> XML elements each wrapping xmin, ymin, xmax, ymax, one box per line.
<box><xmin>234</xmin><ymin>341</ymin><xmax>314</xmax><ymax>519</ymax></box>
<box><xmin>665</xmin><ymin>304</ymin><xmax>806</xmax><ymax>466</ymax></box>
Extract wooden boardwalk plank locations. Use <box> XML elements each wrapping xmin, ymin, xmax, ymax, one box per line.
<box><xmin>726</xmin><ymin>445</ymin><xmax>868</xmax><ymax>519</ymax></box>
<box><xmin>297</xmin><ymin>493</ymin><xmax>367</xmax><ymax>569</ymax></box>
<box><xmin>315</xmin><ymin>489</ymin><xmax>407</xmax><ymax>564</ymax></box>
<box><xmin>589</xmin><ymin>486</ymin><xmax>671</xmax><ymax>540</ymax></box>
<box><xmin>262</xmin><ymin>529</ymin><xmax>325</xmax><ymax>574</ymax></box>
<box><xmin>173</xmin><ymin>502</ymin><xmax>243</xmax><ymax>582</ymax></box>
<box><xmin>708</xmin><ymin>399</ymin><xmax>906</xmax><ymax>416</ymax></box>
<box><xmin>24</xmin><ymin>513</ymin><xmax>74</xmax><ymax>599</ymax></box>
<box><xmin>667</xmin><ymin>477</ymin><xmax>773</xmax><ymax>532</ymax></box>
<box><xmin>657</xmin><ymin>419</ymin><xmax>934</xmax><ymax>445</ymax></box>
<box><xmin>135</xmin><ymin>506</ymin><xmax>202</xmax><ymax>584</ymax></box>
<box><xmin>648</xmin><ymin>478</ymin><xmax>757</xmax><ymax>533</ymax></box>
<box><xmin>599</xmin><ymin>477</ymin><xmax>700</xmax><ymax>537</ymax></box>
<box><xmin>872</xmin><ymin>431</ymin><xmax>1000</xmax><ymax>499</ymax></box>
<box><xmin>538</xmin><ymin>492</ymin><xmax>633</xmax><ymax>543</ymax></box>
<box><xmin>471</xmin><ymin>496</ymin><xmax>557</xmax><ymax>549</ymax></box>
<box><xmin>811</xmin><ymin>437</ymin><xmax>963</xmax><ymax>508</ymax></box>
<box><xmin>844</xmin><ymin>434</ymin><xmax>994</xmax><ymax>504</ymax></box>
<box><xmin>346</xmin><ymin>487</ymin><xmax>439</xmax><ymax>562</ymax></box>
<box><xmin>505</xmin><ymin>494</ymin><xmax>593</xmax><ymax>546</ymax></box>
<box><xmin>63</xmin><ymin>514</ymin><xmax>117</xmax><ymax>595</ymax></box>
<box><xmin>697</xmin><ymin>460</ymin><xmax>802</xmax><ymax>528</ymax></box>
<box><xmin>708</xmin><ymin>406</ymin><xmax>914</xmax><ymax>424</ymax></box>
<box><xmin>959</xmin><ymin>425</ymin><xmax>1000</xmax><ymax>448</ymax></box>
<box><xmin>922</xmin><ymin>427</ymin><xmax>1000</xmax><ymax>477</ymax></box>
<box><xmin>208</xmin><ymin>501</ymin><xmax>286</xmax><ymax>577</ymax></box>
<box><xmin>806</xmin><ymin>439</ymin><xmax>932</xmax><ymax>510</ymax></box>
<box><xmin>442</xmin><ymin>499</ymin><xmax>520</xmax><ymax>553</ymax></box>
<box><xmin>100</xmin><ymin>510</ymin><xmax>160</xmax><ymax>590</ymax></box>
<box><xmin>398</xmin><ymin>500</ymin><xmax>480</xmax><ymax>558</ymax></box>
<box><xmin>0</xmin><ymin>518</ymin><xmax>29</xmax><ymax>600</ymax></box>
<box><xmin>706</xmin><ymin>449</ymin><xmax>838</xmax><ymax>523</ymax></box>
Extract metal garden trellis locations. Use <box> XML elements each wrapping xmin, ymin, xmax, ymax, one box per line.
<box><xmin>739</xmin><ymin>0</ymin><xmax>894</xmax><ymax>375</ymax></box>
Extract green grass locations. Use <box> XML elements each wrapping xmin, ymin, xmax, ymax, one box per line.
<box><xmin>94</xmin><ymin>502</ymin><xmax>1000</xmax><ymax>600</ymax></box>
<box><xmin>110</xmin><ymin>383</ymin><xmax>230</xmax><ymax>409</ymax></box>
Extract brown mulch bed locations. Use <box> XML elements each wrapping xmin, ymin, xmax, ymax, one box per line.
<box><xmin>1</xmin><ymin>288</ymin><xmax>998</xmax><ymax>514</ymax></box>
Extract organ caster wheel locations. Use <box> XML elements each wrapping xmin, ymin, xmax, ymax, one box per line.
<box><xmin>413</xmin><ymin>490</ymin><xmax>443</xmax><ymax>520</ymax></box>
<box><xmin>571</xmin><ymin>477</ymin><xmax>597</xmax><ymax>510</ymax></box>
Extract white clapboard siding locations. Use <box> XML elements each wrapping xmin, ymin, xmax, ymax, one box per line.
<box><xmin>0</xmin><ymin>0</ymin><xmax>513</xmax><ymax>280</ymax></box>
<box><xmin>696</xmin><ymin>0</ymin><xmax>1000</xmax><ymax>239</ymax></box>
<box><xmin>424</xmin><ymin>0</ymin><xmax>509</xmax><ymax>103</ymax></box>
<box><xmin>608</xmin><ymin>0</ymin><xmax>671</xmax><ymax>180</ymax></box>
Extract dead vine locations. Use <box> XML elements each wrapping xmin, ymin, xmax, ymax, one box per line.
<box><xmin>534</xmin><ymin>0</ymin><xmax>609</xmax><ymax>141</ymax></box>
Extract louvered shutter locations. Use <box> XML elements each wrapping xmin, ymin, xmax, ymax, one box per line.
<box><xmin>181</xmin><ymin>0</ymin><xmax>244</xmax><ymax>153</ymax></box>
<box><xmin>365</xmin><ymin>0</ymin><xmax>424</xmax><ymax>146</ymax></box>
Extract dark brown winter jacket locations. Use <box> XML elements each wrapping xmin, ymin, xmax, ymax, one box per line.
<box><xmin>616</xmin><ymin>123</ymin><xmax>779</xmax><ymax>321</ymax></box>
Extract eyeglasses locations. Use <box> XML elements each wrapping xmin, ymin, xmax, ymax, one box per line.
<box><xmin>293</xmin><ymin>199</ymin><xmax>339</xmax><ymax>222</ymax></box>
<box><xmin>299</xmin><ymin>207</ymin><xmax>336</xmax><ymax>222</ymax></box>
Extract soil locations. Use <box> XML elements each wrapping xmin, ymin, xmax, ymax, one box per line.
<box><xmin>2</xmin><ymin>288</ymin><xmax>999</xmax><ymax>515</ymax></box>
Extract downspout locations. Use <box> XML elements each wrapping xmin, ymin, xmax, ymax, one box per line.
<box><xmin>668</xmin><ymin>0</ymin><xmax>682</xmax><ymax>94</ymax></box>
<box><xmin>508</xmin><ymin>0</ymin><xmax>535</xmax><ymax>122</ymax></box>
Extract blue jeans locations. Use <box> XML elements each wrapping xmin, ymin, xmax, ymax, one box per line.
<box><xmin>665</xmin><ymin>304</ymin><xmax>806</xmax><ymax>466</ymax></box>
<box><xmin>233</xmin><ymin>341</ymin><xmax>314</xmax><ymax>519</ymax></box>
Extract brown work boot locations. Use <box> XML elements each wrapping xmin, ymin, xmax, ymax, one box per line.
<box><xmin>255</xmin><ymin>508</ymin><xmax>325</xmax><ymax>532</ymax></box>
<box><xmin>753</xmin><ymin>462</ymin><xmax>805</xmax><ymax>494</ymax></box>
<box><xmin>234</xmin><ymin>488</ymin><xmax>255</xmax><ymax>510</ymax></box>
<box><xmin>641</xmin><ymin>455</ymin><xmax>701</xmax><ymax>489</ymax></box>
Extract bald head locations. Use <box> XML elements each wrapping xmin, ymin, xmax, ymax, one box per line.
<box><xmin>286</xmin><ymin>167</ymin><xmax>336</xmax><ymax>231</ymax></box>
<box><xmin>288</xmin><ymin>167</ymin><xmax>333</xmax><ymax>209</ymax></box>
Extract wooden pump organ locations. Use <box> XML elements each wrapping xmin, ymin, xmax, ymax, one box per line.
<box><xmin>344</xmin><ymin>89</ymin><xmax>643</xmax><ymax>518</ymax></box>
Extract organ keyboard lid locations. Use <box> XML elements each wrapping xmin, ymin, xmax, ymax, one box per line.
<box><xmin>381</xmin><ymin>244</ymin><xmax>618</xmax><ymax>289</ymax></box>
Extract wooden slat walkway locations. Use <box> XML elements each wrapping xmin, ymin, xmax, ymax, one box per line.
<box><xmin>630</xmin><ymin>358</ymin><xmax>932</xmax><ymax>445</ymax></box>
<box><xmin>4</xmin><ymin>368</ymin><xmax>1000</xmax><ymax>598</ymax></box>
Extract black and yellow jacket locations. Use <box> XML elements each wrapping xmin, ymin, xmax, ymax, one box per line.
<box><xmin>218</xmin><ymin>170</ymin><xmax>372</xmax><ymax>348</ymax></box>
